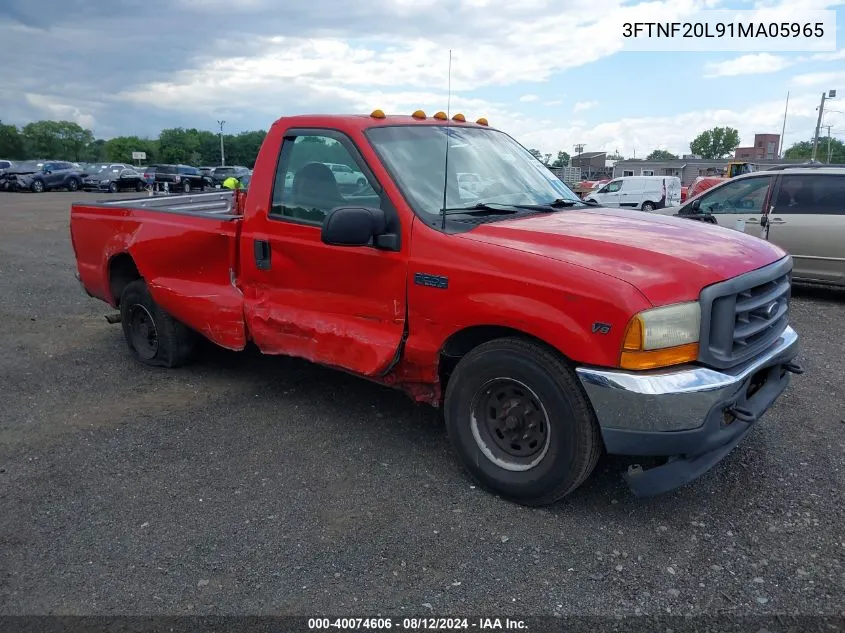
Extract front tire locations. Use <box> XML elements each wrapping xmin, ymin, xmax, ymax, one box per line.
<box><xmin>444</xmin><ymin>338</ymin><xmax>602</xmax><ymax>506</ymax></box>
<box><xmin>31</xmin><ymin>179</ymin><xmax>44</xmax><ymax>193</ymax></box>
<box><xmin>67</xmin><ymin>178</ymin><xmax>79</xmax><ymax>191</ymax></box>
<box><xmin>108</xmin><ymin>182</ymin><xmax>118</xmax><ymax>193</ymax></box>
<box><xmin>119</xmin><ymin>279</ymin><xmax>198</xmax><ymax>368</ymax></box>
<box><xmin>182</xmin><ymin>182</ymin><xmax>191</xmax><ymax>193</ymax></box>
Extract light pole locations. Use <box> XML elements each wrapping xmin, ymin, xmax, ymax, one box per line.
<box><xmin>217</xmin><ymin>120</ymin><xmax>226</xmax><ymax>166</ymax></box>
<box><xmin>812</xmin><ymin>89</ymin><xmax>836</xmax><ymax>161</ymax></box>
<box><xmin>574</xmin><ymin>143</ymin><xmax>585</xmax><ymax>177</ymax></box>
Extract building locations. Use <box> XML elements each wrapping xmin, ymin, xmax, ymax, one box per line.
<box><xmin>735</xmin><ymin>133</ymin><xmax>781</xmax><ymax>160</ymax></box>
<box><xmin>570</xmin><ymin>152</ymin><xmax>610</xmax><ymax>179</ymax></box>
<box><xmin>611</xmin><ymin>157</ymin><xmax>806</xmax><ymax>186</ymax></box>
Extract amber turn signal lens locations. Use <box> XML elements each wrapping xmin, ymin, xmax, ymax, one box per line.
<box><xmin>622</xmin><ymin>316</ymin><xmax>644</xmax><ymax>351</ymax></box>
<box><xmin>619</xmin><ymin>343</ymin><xmax>699</xmax><ymax>370</ymax></box>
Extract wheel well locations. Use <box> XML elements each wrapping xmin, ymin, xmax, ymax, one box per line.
<box><xmin>109</xmin><ymin>254</ymin><xmax>141</xmax><ymax>306</ymax></box>
<box><xmin>438</xmin><ymin>325</ymin><xmax>568</xmax><ymax>394</ymax></box>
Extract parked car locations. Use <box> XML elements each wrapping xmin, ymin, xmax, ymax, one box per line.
<box><xmin>674</xmin><ymin>166</ymin><xmax>845</xmax><ymax>287</ymax></box>
<box><xmin>323</xmin><ymin>162</ymin><xmax>367</xmax><ymax>188</ymax></box>
<box><xmin>585</xmin><ymin>175</ymin><xmax>682</xmax><ymax>211</ymax></box>
<box><xmin>149</xmin><ymin>164</ymin><xmax>211</xmax><ymax>193</ymax></box>
<box><xmin>83</xmin><ymin>165</ymin><xmax>148</xmax><ymax>193</ymax></box>
<box><xmin>209</xmin><ymin>165</ymin><xmax>251</xmax><ymax>185</ymax></box>
<box><xmin>69</xmin><ymin>111</ymin><xmax>801</xmax><ymax>505</ymax></box>
<box><xmin>82</xmin><ymin>164</ymin><xmax>134</xmax><ymax>190</ymax></box>
<box><xmin>4</xmin><ymin>160</ymin><xmax>84</xmax><ymax>192</ymax></box>
<box><xmin>0</xmin><ymin>160</ymin><xmax>14</xmax><ymax>190</ymax></box>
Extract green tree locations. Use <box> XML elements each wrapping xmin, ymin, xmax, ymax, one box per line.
<box><xmin>104</xmin><ymin>136</ymin><xmax>158</xmax><ymax>163</ymax></box>
<box><xmin>20</xmin><ymin>120</ymin><xmax>95</xmax><ymax>160</ymax></box>
<box><xmin>646</xmin><ymin>149</ymin><xmax>678</xmax><ymax>161</ymax></box>
<box><xmin>527</xmin><ymin>148</ymin><xmax>544</xmax><ymax>162</ymax></box>
<box><xmin>0</xmin><ymin>121</ymin><xmax>26</xmax><ymax>159</ymax></box>
<box><xmin>550</xmin><ymin>150</ymin><xmax>570</xmax><ymax>168</ymax></box>
<box><xmin>784</xmin><ymin>138</ymin><xmax>845</xmax><ymax>164</ymax></box>
<box><xmin>689</xmin><ymin>127</ymin><xmax>741</xmax><ymax>159</ymax></box>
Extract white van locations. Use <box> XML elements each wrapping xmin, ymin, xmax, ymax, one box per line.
<box><xmin>585</xmin><ymin>176</ymin><xmax>681</xmax><ymax>212</ymax></box>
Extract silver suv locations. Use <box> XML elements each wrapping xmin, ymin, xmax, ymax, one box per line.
<box><xmin>676</xmin><ymin>166</ymin><xmax>845</xmax><ymax>288</ymax></box>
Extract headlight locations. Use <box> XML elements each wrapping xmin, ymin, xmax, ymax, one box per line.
<box><xmin>101</xmin><ymin>179</ymin><xmax>110</xmax><ymax>183</ymax></box>
<box><xmin>619</xmin><ymin>301</ymin><xmax>701</xmax><ymax>370</ymax></box>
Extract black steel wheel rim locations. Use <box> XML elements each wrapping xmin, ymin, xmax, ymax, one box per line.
<box><xmin>470</xmin><ymin>378</ymin><xmax>551</xmax><ymax>471</ymax></box>
<box><xmin>128</xmin><ymin>304</ymin><xmax>158</xmax><ymax>360</ymax></box>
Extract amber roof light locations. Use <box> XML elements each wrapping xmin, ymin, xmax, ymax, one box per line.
<box><xmin>433</xmin><ymin>111</ymin><xmax>448</xmax><ymax>120</ymax></box>
<box><xmin>412</xmin><ymin>110</ymin><xmax>427</xmax><ymax>119</ymax></box>
<box><xmin>452</xmin><ymin>113</ymin><xmax>466</xmax><ymax>122</ymax></box>
<box><xmin>370</xmin><ymin>109</ymin><xmax>386</xmax><ymax>119</ymax></box>
<box><xmin>476</xmin><ymin>117</ymin><xmax>488</xmax><ymax>126</ymax></box>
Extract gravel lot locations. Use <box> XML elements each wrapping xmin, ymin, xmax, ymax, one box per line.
<box><xmin>0</xmin><ymin>192</ymin><xmax>843</xmax><ymax>618</ymax></box>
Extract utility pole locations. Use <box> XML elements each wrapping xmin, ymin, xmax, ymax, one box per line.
<box><xmin>217</xmin><ymin>120</ymin><xmax>226</xmax><ymax>166</ymax></box>
<box><xmin>779</xmin><ymin>91</ymin><xmax>789</xmax><ymax>158</ymax></box>
<box><xmin>824</xmin><ymin>125</ymin><xmax>832</xmax><ymax>163</ymax></box>
<box><xmin>812</xmin><ymin>90</ymin><xmax>837</xmax><ymax>161</ymax></box>
<box><xmin>574</xmin><ymin>143</ymin><xmax>585</xmax><ymax>177</ymax></box>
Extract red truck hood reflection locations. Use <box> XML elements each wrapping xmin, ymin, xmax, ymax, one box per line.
<box><xmin>462</xmin><ymin>207</ymin><xmax>786</xmax><ymax>306</ymax></box>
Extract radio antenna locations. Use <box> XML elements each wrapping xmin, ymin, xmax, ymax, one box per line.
<box><xmin>440</xmin><ymin>49</ymin><xmax>452</xmax><ymax>231</ymax></box>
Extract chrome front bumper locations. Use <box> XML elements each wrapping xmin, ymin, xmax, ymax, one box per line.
<box><xmin>575</xmin><ymin>325</ymin><xmax>800</xmax><ymax>457</ymax></box>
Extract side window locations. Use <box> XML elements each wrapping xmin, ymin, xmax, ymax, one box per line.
<box><xmin>604</xmin><ymin>180</ymin><xmax>622</xmax><ymax>193</ymax></box>
<box><xmin>775</xmin><ymin>175</ymin><xmax>845</xmax><ymax>215</ymax></box>
<box><xmin>270</xmin><ymin>133</ymin><xmax>380</xmax><ymax>225</ymax></box>
<box><xmin>641</xmin><ymin>170</ymin><xmax>654</xmax><ymax>176</ymax></box>
<box><xmin>622</xmin><ymin>170</ymin><xmax>634</xmax><ymax>177</ymax></box>
<box><xmin>698</xmin><ymin>176</ymin><xmax>773</xmax><ymax>214</ymax></box>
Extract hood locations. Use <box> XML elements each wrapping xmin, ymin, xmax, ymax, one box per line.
<box><xmin>460</xmin><ymin>206</ymin><xmax>786</xmax><ymax>306</ymax></box>
<box><xmin>7</xmin><ymin>167</ymin><xmax>39</xmax><ymax>175</ymax></box>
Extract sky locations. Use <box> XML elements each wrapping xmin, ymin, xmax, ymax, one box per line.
<box><xmin>1</xmin><ymin>0</ymin><xmax>844</xmax><ymax>158</ymax></box>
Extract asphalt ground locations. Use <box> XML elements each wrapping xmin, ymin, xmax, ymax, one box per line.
<box><xmin>0</xmin><ymin>192</ymin><xmax>843</xmax><ymax>618</ymax></box>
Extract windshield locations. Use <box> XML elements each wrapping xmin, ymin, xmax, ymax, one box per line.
<box><xmin>365</xmin><ymin>125</ymin><xmax>581</xmax><ymax>217</ymax></box>
<box><xmin>14</xmin><ymin>161</ymin><xmax>44</xmax><ymax>171</ymax></box>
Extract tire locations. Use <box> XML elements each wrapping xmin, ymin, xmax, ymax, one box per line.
<box><xmin>135</xmin><ymin>181</ymin><xmax>145</xmax><ymax>192</ymax></box>
<box><xmin>357</xmin><ymin>177</ymin><xmax>366</xmax><ymax>186</ymax></box>
<box><xmin>108</xmin><ymin>182</ymin><xmax>118</xmax><ymax>193</ymax></box>
<box><xmin>182</xmin><ymin>181</ymin><xmax>191</xmax><ymax>193</ymax></box>
<box><xmin>119</xmin><ymin>279</ymin><xmax>198</xmax><ymax>368</ymax></box>
<box><xmin>641</xmin><ymin>201</ymin><xmax>655</xmax><ymax>212</ymax></box>
<box><xmin>66</xmin><ymin>178</ymin><xmax>79</xmax><ymax>191</ymax></box>
<box><xmin>444</xmin><ymin>337</ymin><xmax>602</xmax><ymax>506</ymax></box>
<box><xmin>31</xmin><ymin>179</ymin><xmax>44</xmax><ymax>193</ymax></box>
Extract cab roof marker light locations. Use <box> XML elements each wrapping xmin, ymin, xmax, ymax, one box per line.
<box><xmin>412</xmin><ymin>110</ymin><xmax>427</xmax><ymax>119</ymax></box>
<box><xmin>451</xmin><ymin>113</ymin><xmax>466</xmax><ymax>122</ymax></box>
<box><xmin>476</xmin><ymin>117</ymin><xmax>488</xmax><ymax>126</ymax></box>
<box><xmin>370</xmin><ymin>109</ymin><xmax>386</xmax><ymax>119</ymax></box>
<box><xmin>433</xmin><ymin>111</ymin><xmax>448</xmax><ymax>120</ymax></box>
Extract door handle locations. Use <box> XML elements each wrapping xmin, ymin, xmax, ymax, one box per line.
<box><xmin>254</xmin><ymin>239</ymin><xmax>271</xmax><ymax>270</ymax></box>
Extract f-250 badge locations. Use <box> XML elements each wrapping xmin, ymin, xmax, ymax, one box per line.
<box><xmin>592</xmin><ymin>322</ymin><xmax>611</xmax><ymax>334</ymax></box>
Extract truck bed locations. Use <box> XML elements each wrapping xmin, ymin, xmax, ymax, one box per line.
<box><xmin>70</xmin><ymin>191</ymin><xmax>247</xmax><ymax>351</ymax></box>
<box><xmin>92</xmin><ymin>190</ymin><xmax>238</xmax><ymax>218</ymax></box>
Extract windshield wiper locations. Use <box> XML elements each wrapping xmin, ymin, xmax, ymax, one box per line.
<box><xmin>514</xmin><ymin>198</ymin><xmax>584</xmax><ymax>210</ymax></box>
<box><xmin>441</xmin><ymin>202</ymin><xmax>520</xmax><ymax>215</ymax></box>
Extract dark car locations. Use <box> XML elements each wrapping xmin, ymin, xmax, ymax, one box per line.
<box><xmin>82</xmin><ymin>164</ymin><xmax>133</xmax><ymax>190</ymax></box>
<box><xmin>84</xmin><ymin>165</ymin><xmax>148</xmax><ymax>193</ymax></box>
<box><xmin>210</xmin><ymin>165</ymin><xmax>251</xmax><ymax>185</ymax></box>
<box><xmin>150</xmin><ymin>164</ymin><xmax>212</xmax><ymax>193</ymax></box>
<box><xmin>0</xmin><ymin>160</ymin><xmax>14</xmax><ymax>191</ymax></box>
<box><xmin>3</xmin><ymin>160</ymin><xmax>84</xmax><ymax>193</ymax></box>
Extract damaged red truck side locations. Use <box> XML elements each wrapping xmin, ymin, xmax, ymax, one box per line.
<box><xmin>70</xmin><ymin>112</ymin><xmax>802</xmax><ymax>505</ymax></box>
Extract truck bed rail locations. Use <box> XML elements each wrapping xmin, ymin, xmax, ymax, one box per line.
<box><xmin>93</xmin><ymin>190</ymin><xmax>237</xmax><ymax>217</ymax></box>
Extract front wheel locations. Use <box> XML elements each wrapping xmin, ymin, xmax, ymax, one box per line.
<box><xmin>119</xmin><ymin>279</ymin><xmax>198</xmax><ymax>368</ymax></box>
<box><xmin>135</xmin><ymin>181</ymin><xmax>145</xmax><ymax>192</ymax></box>
<box><xmin>182</xmin><ymin>182</ymin><xmax>191</xmax><ymax>193</ymax></box>
<box><xmin>108</xmin><ymin>182</ymin><xmax>118</xmax><ymax>193</ymax></box>
<box><xmin>30</xmin><ymin>179</ymin><xmax>44</xmax><ymax>193</ymax></box>
<box><xmin>444</xmin><ymin>338</ymin><xmax>602</xmax><ymax>506</ymax></box>
<box><xmin>66</xmin><ymin>178</ymin><xmax>79</xmax><ymax>191</ymax></box>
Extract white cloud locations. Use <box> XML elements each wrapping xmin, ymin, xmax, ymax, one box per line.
<box><xmin>519</xmin><ymin>94</ymin><xmax>539</xmax><ymax>102</ymax></box>
<box><xmin>572</xmin><ymin>101</ymin><xmax>599</xmax><ymax>113</ymax></box>
<box><xmin>24</xmin><ymin>93</ymin><xmax>97</xmax><ymax>129</ymax></box>
<box><xmin>703</xmin><ymin>53</ymin><xmax>795</xmax><ymax>78</ymax></box>
<box><xmin>790</xmin><ymin>70</ymin><xmax>845</xmax><ymax>87</ymax></box>
<box><xmin>810</xmin><ymin>48</ymin><xmax>845</xmax><ymax>61</ymax></box>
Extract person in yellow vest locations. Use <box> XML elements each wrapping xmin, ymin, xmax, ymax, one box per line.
<box><xmin>222</xmin><ymin>176</ymin><xmax>241</xmax><ymax>190</ymax></box>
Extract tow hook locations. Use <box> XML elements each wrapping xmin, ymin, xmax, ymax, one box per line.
<box><xmin>784</xmin><ymin>361</ymin><xmax>804</xmax><ymax>375</ymax></box>
<box><xmin>727</xmin><ymin>405</ymin><xmax>756</xmax><ymax>423</ymax></box>
<box><xmin>104</xmin><ymin>312</ymin><xmax>122</xmax><ymax>324</ymax></box>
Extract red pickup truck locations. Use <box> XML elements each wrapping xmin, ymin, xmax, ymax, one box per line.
<box><xmin>70</xmin><ymin>111</ymin><xmax>802</xmax><ymax>505</ymax></box>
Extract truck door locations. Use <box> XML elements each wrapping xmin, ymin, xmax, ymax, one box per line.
<box><xmin>764</xmin><ymin>173</ymin><xmax>845</xmax><ymax>284</ymax></box>
<box><xmin>239</xmin><ymin>128</ymin><xmax>408</xmax><ymax>377</ymax></box>
<box><xmin>690</xmin><ymin>174</ymin><xmax>775</xmax><ymax>237</ymax></box>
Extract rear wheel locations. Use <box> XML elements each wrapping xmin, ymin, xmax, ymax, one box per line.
<box><xmin>183</xmin><ymin>181</ymin><xmax>191</xmax><ymax>193</ymax></box>
<box><xmin>66</xmin><ymin>178</ymin><xmax>79</xmax><ymax>191</ymax></box>
<box><xmin>641</xmin><ymin>201</ymin><xmax>655</xmax><ymax>212</ymax></box>
<box><xmin>119</xmin><ymin>279</ymin><xmax>198</xmax><ymax>368</ymax></box>
<box><xmin>108</xmin><ymin>182</ymin><xmax>118</xmax><ymax>193</ymax></box>
<box><xmin>444</xmin><ymin>338</ymin><xmax>602</xmax><ymax>506</ymax></box>
<box><xmin>135</xmin><ymin>180</ymin><xmax>145</xmax><ymax>192</ymax></box>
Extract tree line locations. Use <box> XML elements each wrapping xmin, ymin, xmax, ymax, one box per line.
<box><xmin>1</xmin><ymin>120</ymin><xmax>842</xmax><ymax>169</ymax></box>
<box><xmin>0</xmin><ymin>120</ymin><xmax>267</xmax><ymax>168</ymax></box>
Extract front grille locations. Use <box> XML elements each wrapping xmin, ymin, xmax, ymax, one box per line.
<box><xmin>698</xmin><ymin>257</ymin><xmax>792</xmax><ymax>370</ymax></box>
